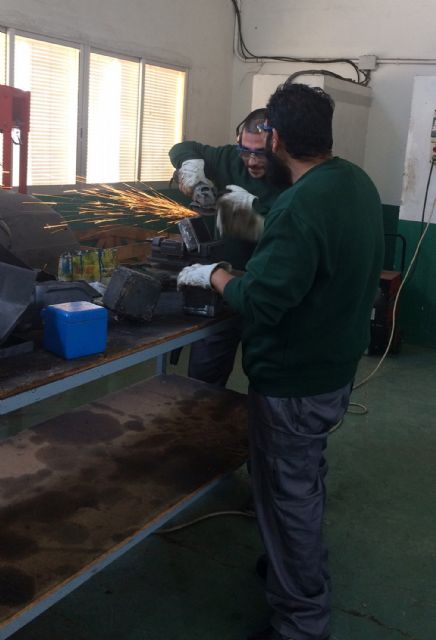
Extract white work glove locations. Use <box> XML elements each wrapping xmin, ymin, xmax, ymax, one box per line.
<box><xmin>217</xmin><ymin>185</ymin><xmax>264</xmax><ymax>242</ymax></box>
<box><xmin>177</xmin><ymin>159</ymin><xmax>214</xmax><ymax>197</ymax></box>
<box><xmin>177</xmin><ymin>262</ymin><xmax>232</xmax><ymax>290</ymax></box>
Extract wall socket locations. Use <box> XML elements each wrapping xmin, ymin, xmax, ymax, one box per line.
<box><xmin>358</xmin><ymin>55</ymin><xmax>378</xmax><ymax>71</ymax></box>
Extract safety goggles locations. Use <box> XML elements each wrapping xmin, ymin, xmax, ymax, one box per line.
<box><xmin>256</xmin><ymin>122</ymin><xmax>273</xmax><ymax>133</ymax></box>
<box><xmin>236</xmin><ymin>144</ymin><xmax>267</xmax><ymax>159</ymax></box>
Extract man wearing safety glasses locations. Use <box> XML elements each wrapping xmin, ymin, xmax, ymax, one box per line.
<box><xmin>177</xmin><ymin>83</ymin><xmax>384</xmax><ymax>640</ymax></box>
<box><xmin>169</xmin><ymin>109</ymin><xmax>286</xmax><ymax>386</ymax></box>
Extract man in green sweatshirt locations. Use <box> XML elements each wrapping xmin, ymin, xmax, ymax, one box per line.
<box><xmin>169</xmin><ymin>109</ymin><xmax>284</xmax><ymax>386</ymax></box>
<box><xmin>177</xmin><ymin>83</ymin><xmax>384</xmax><ymax>640</ymax></box>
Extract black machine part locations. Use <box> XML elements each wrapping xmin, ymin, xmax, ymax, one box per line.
<box><xmin>0</xmin><ymin>335</ymin><xmax>34</xmax><ymax>359</ymax></box>
<box><xmin>17</xmin><ymin>280</ymin><xmax>101</xmax><ymax>331</ymax></box>
<box><xmin>191</xmin><ymin>181</ymin><xmax>218</xmax><ymax>210</ymax></box>
<box><xmin>0</xmin><ymin>189</ymin><xmax>79</xmax><ymax>276</ymax></box>
<box><xmin>103</xmin><ymin>266</ymin><xmax>162</xmax><ymax>322</ymax></box>
<box><xmin>0</xmin><ymin>192</ymin><xmax>102</xmax><ymax>346</ymax></box>
<box><xmin>132</xmin><ymin>266</ymin><xmax>176</xmax><ymax>290</ymax></box>
<box><xmin>0</xmin><ymin>261</ymin><xmax>36</xmax><ymax>345</ymax></box>
<box><xmin>149</xmin><ymin>236</ymin><xmax>224</xmax><ymax>272</ymax></box>
<box><xmin>171</xmin><ymin>170</ymin><xmax>217</xmax><ymax>212</ymax></box>
<box><xmin>182</xmin><ymin>286</ymin><xmax>224</xmax><ymax>318</ymax></box>
<box><xmin>147</xmin><ymin>215</ymin><xmax>227</xmax><ymax>317</ymax></box>
<box><xmin>150</xmin><ymin>215</ymin><xmax>224</xmax><ymax>272</ymax></box>
<box><xmin>178</xmin><ymin>216</ymin><xmax>215</xmax><ymax>252</ymax></box>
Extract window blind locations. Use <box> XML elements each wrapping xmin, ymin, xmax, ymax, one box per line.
<box><xmin>0</xmin><ymin>30</ymin><xmax>6</xmax><ymax>84</ymax></box>
<box><xmin>140</xmin><ymin>65</ymin><xmax>185</xmax><ymax>182</ymax></box>
<box><xmin>87</xmin><ymin>52</ymin><xmax>140</xmax><ymax>183</ymax></box>
<box><xmin>14</xmin><ymin>35</ymin><xmax>79</xmax><ymax>186</ymax></box>
<box><xmin>0</xmin><ymin>30</ymin><xmax>6</xmax><ymax>175</ymax></box>
<box><xmin>4</xmin><ymin>29</ymin><xmax>186</xmax><ymax>187</ymax></box>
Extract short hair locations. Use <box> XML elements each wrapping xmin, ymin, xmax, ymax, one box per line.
<box><xmin>235</xmin><ymin>107</ymin><xmax>267</xmax><ymax>140</ymax></box>
<box><xmin>266</xmin><ymin>83</ymin><xmax>334</xmax><ymax>159</ymax></box>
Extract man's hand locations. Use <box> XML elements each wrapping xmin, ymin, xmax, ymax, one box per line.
<box><xmin>177</xmin><ymin>159</ymin><xmax>215</xmax><ymax>197</ymax></box>
<box><xmin>177</xmin><ymin>262</ymin><xmax>232</xmax><ymax>290</ymax></box>
<box><xmin>218</xmin><ymin>185</ymin><xmax>256</xmax><ymax>212</ymax></box>
<box><xmin>217</xmin><ymin>185</ymin><xmax>264</xmax><ymax>242</ymax></box>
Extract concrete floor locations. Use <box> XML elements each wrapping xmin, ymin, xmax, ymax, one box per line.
<box><xmin>2</xmin><ymin>342</ymin><xmax>436</xmax><ymax>640</ymax></box>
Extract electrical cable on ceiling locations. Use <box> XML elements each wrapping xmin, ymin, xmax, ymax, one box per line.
<box><xmin>230</xmin><ymin>0</ymin><xmax>371</xmax><ymax>86</ymax></box>
<box><xmin>286</xmin><ymin>69</ymin><xmax>371</xmax><ymax>87</ymax></box>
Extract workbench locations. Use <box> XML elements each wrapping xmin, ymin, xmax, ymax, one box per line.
<box><xmin>0</xmin><ymin>292</ymin><xmax>238</xmax><ymax>415</ymax></box>
<box><xmin>0</xmin><ymin>293</ymin><xmax>248</xmax><ymax>639</ymax></box>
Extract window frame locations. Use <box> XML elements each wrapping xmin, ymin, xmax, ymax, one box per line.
<box><xmin>0</xmin><ymin>27</ymin><xmax>7</xmax><ymax>84</ymax></box>
<box><xmin>1</xmin><ymin>27</ymin><xmax>188</xmax><ymax>194</ymax></box>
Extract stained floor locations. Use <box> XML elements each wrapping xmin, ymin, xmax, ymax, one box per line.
<box><xmin>1</xmin><ymin>342</ymin><xmax>435</xmax><ymax>640</ymax></box>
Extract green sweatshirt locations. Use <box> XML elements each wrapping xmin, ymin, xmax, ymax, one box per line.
<box><xmin>169</xmin><ymin>141</ymin><xmax>282</xmax><ymax>269</ymax></box>
<box><xmin>223</xmin><ymin>157</ymin><xmax>384</xmax><ymax>397</ymax></box>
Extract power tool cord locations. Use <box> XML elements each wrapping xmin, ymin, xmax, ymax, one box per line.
<box><xmin>156</xmin><ymin>509</ymin><xmax>255</xmax><ymax>534</ymax></box>
<box><xmin>354</xmin><ymin>178</ymin><xmax>436</xmax><ymax>392</ymax></box>
<box><xmin>340</xmin><ymin>171</ymin><xmax>436</xmax><ymax>430</ymax></box>
<box><xmin>332</xmin><ymin>163</ymin><xmax>436</xmax><ymax>430</ymax></box>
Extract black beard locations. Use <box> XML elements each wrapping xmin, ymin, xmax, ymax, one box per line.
<box><xmin>265</xmin><ymin>133</ymin><xmax>292</xmax><ymax>188</ymax></box>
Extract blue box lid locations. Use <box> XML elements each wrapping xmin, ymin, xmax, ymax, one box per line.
<box><xmin>43</xmin><ymin>301</ymin><xmax>108</xmax><ymax>323</ymax></box>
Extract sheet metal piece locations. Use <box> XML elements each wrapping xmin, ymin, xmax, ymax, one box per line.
<box><xmin>0</xmin><ymin>262</ymin><xmax>36</xmax><ymax>345</ymax></box>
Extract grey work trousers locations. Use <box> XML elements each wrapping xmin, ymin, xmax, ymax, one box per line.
<box><xmin>188</xmin><ymin>321</ymin><xmax>242</xmax><ymax>386</ymax></box>
<box><xmin>248</xmin><ymin>383</ymin><xmax>352</xmax><ymax>640</ymax></box>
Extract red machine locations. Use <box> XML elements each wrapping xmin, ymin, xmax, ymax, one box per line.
<box><xmin>368</xmin><ymin>234</ymin><xmax>406</xmax><ymax>355</ymax></box>
<box><xmin>0</xmin><ymin>84</ymin><xmax>31</xmax><ymax>194</ymax></box>
<box><xmin>369</xmin><ymin>270</ymin><xmax>402</xmax><ymax>355</ymax></box>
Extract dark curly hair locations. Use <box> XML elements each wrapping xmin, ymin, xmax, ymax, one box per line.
<box><xmin>236</xmin><ymin>107</ymin><xmax>267</xmax><ymax>139</ymax></box>
<box><xmin>266</xmin><ymin>82</ymin><xmax>335</xmax><ymax>159</ymax></box>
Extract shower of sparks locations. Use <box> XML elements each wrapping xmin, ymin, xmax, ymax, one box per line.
<box><xmin>36</xmin><ymin>183</ymin><xmax>196</xmax><ymax>231</ymax></box>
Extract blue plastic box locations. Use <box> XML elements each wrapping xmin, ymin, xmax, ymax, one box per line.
<box><xmin>42</xmin><ymin>301</ymin><xmax>108</xmax><ymax>359</ymax></box>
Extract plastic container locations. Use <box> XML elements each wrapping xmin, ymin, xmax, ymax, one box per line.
<box><xmin>42</xmin><ymin>301</ymin><xmax>108</xmax><ymax>359</ymax></box>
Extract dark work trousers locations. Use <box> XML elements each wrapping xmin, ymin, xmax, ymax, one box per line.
<box><xmin>248</xmin><ymin>383</ymin><xmax>352</xmax><ymax>640</ymax></box>
<box><xmin>188</xmin><ymin>320</ymin><xmax>243</xmax><ymax>386</ymax></box>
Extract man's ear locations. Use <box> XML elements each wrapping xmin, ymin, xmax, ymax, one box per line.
<box><xmin>272</xmin><ymin>128</ymin><xmax>280</xmax><ymax>153</ymax></box>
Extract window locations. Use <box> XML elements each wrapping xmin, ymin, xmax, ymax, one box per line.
<box><xmin>140</xmin><ymin>65</ymin><xmax>186</xmax><ymax>182</ymax></box>
<box><xmin>87</xmin><ymin>52</ymin><xmax>140</xmax><ymax>183</ymax></box>
<box><xmin>2</xmin><ymin>29</ymin><xmax>186</xmax><ymax>188</ymax></box>
<box><xmin>88</xmin><ymin>56</ymin><xmax>186</xmax><ymax>184</ymax></box>
<box><xmin>0</xmin><ymin>29</ymin><xmax>7</xmax><ymax>170</ymax></box>
<box><xmin>14</xmin><ymin>35</ymin><xmax>79</xmax><ymax>186</ymax></box>
<box><xmin>0</xmin><ymin>29</ymin><xmax>6</xmax><ymax>84</ymax></box>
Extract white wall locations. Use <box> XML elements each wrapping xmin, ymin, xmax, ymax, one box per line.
<box><xmin>399</xmin><ymin>76</ymin><xmax>436</xmax><ymax>223</ymax></box>
<box><xmin>251</xmin><ymin>73</ymin><xmax>371</xmax><ymax>168</ymax></box>
<box><xmin>0</xmin><ymin>0</ymin><xmax>235</xmax><ymax>145</ymax></box>
<box><xmin>231</xmin><ymin>0</ymin><xmax>436</xmax><ymax>205</ymax></box>
<box><xmin>3</xmin><ymin>0</ymin><xmax>436</xmax><ymax>207</ymax></box>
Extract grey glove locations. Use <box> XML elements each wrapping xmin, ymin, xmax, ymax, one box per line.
<box><xmin>177</xmin><ymin>159</ymin><xmax>215</xmax><ymax>198</ymax></box>
<box><xmin>177</xmin><ymin>262</ymin><xmax>232</xmax><ymax>290</ymax></box>
<box><xmin>217</xmin><ymin>185</ymin><xmax>264</xmax><ymax>242</ymax></box>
